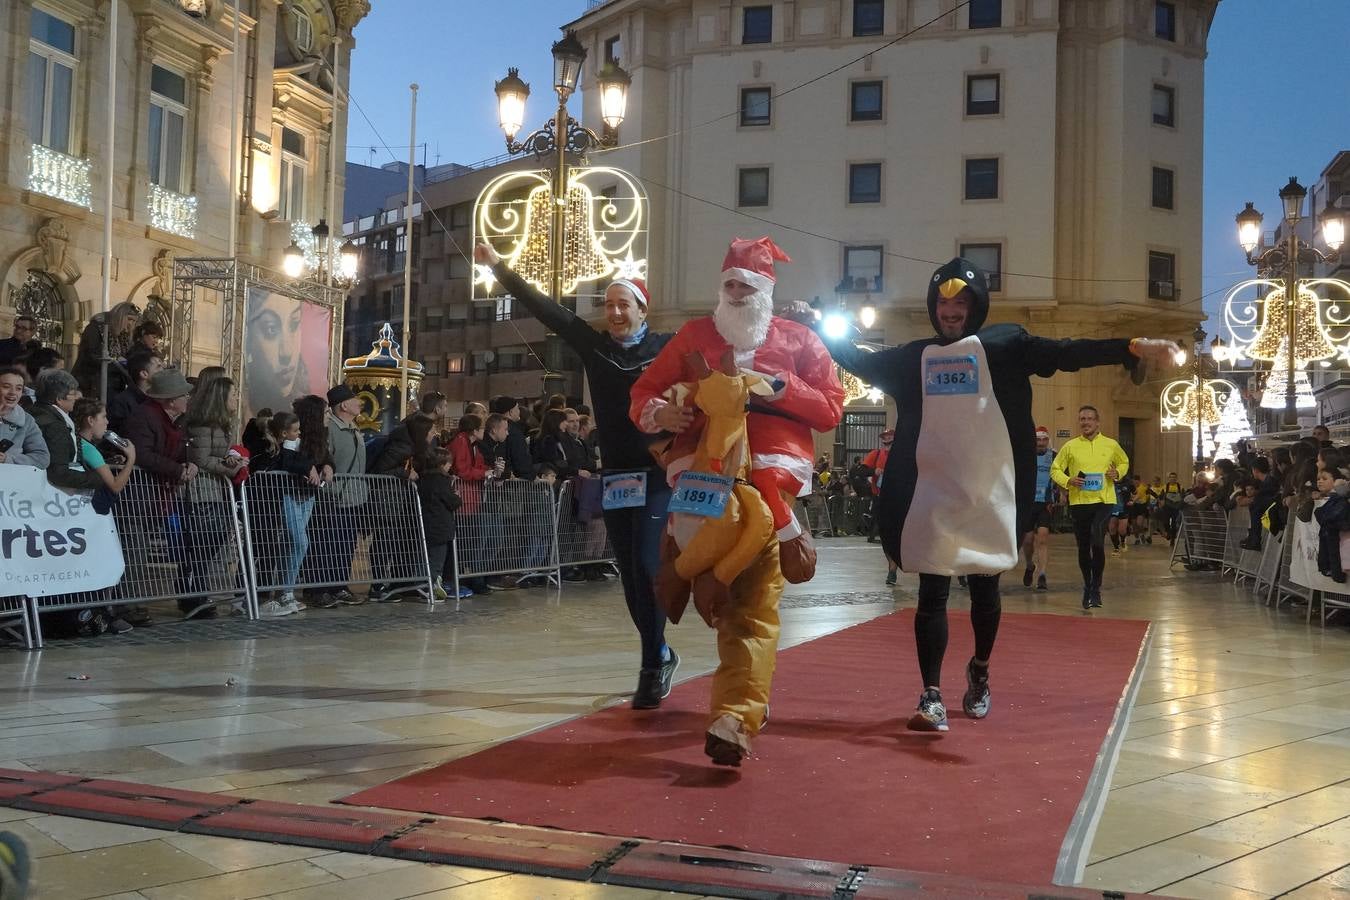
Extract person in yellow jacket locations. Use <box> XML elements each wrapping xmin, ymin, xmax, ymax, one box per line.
<box><xmin>1050</xmin><ymin>405</ymin><xmax>1130</xmax><ymax>609</ymax></box>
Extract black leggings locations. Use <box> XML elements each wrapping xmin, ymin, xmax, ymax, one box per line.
<box><xmin>915</xmin><ymin>573</ymin><xmax>1002</xmax><ymax>688</ymax></box>
<box><xmin>1070</xmin><ymin>503</ymin><xmax>1112</xmax><ymax>589</ymax></box>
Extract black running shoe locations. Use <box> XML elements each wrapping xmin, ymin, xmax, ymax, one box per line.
<box><xmin>1023</xmin><ymin>566</ymin><xmax>1033</xmax><ymax>587</ymax></box>
<box><xmin>906</xmin><ymin>688</ymin><xmax>949</xmax><ymax>732</ymax></box>
<box><xmin>885</xmin><ymin>570</ymin><xmax>897</xmax><ymax>586</ymax></box>
<box><xmin>1082</xmin><ymin>587</ymin><xmax>1092</xmax><ymax>610</ymax></box>
<box><xmin>632</xmin><ymin>668</ymin><xmax>663</xmax><ymax>709</ymax></box>
<box><xmin>658</xmin><ymin>648</ymin><xmax>680</xmax><ymax>700</ymax></box>
<box><xmin>963</xmin><ymin>659</ymin><xmax>991</xmax><ymax>719</ymax></box>
<box><xmin>1090</xmin><ymin>589</ymin><xmax>1103</xmax><ymax>609</ymax></box>
<box><xmin>1036</xmin><ymin>574</ymin><xmax>1048</xmax><ymax>591</ymax></box>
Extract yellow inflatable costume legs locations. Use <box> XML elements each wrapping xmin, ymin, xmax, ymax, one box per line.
<box><xmin>705</xmin><ymin>539</ymin><xmax>784</xmax><ymax>765</ymax></box>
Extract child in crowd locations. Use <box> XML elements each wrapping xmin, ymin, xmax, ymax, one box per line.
<box><xmin>257</xmin><ymin>410</ymin><xmax>322</xmax><ymax>616</ymax></box>
<box><xmin>418</xmin><ymin>447</ymin><xmax>473</xmax><ymax>601</ymax></box>
<box><xmin>1313</xmin><ymin>449</ymin><xmax>1350</xmax><ymax>582</ymax></box>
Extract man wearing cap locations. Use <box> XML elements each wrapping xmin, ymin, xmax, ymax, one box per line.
<box><xmin>308</xmin><ymin>384</ymin><xmax>366</xmax><ymax>605</ymax></box>
<box><xmin>1019</xmin><ymin>426</ymin><xmax>1059</xmax><ymax>591</ymax></box>
<box><xmin>473</xmin><ymin>241</ymin><xmax>681</xmax><ymax>710</ymax></box>
<box><xmin>629</xmin><ymin>236</ymin><xmax>845</xmax><ymax>766</ymax></box>
<box><xmin>124</xmin><ymin>369</ymin><xmax>201</xmax><ymax>615</ymax></box>
<box><xmin>815</xmin><ymin>257</ymin><xmax>1179</xmax><ymax>732</ymax></box>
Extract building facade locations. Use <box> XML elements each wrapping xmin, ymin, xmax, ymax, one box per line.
<box><xmin>1</xmin><ymin>0</ymin><xmax>368</xmax><ymax>372</ymax></box>
<box><xmin>565</xmin><ymin>0</ymin><xmax>1219</xmax><ymax>476</ymax></box>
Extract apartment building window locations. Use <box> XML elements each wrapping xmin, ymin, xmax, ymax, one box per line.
<box><xmin>27</xmin><ymin>9</ymin><xmax>77</xmax><ymax>153</ymax></box>
<box><xmin>966</xmin><ymin>74</ymin><xmax>1000</xmax><ymax>116</ymax></box>
<box><xmin>1152</xmin><ymin>84</ymin><xmax>1175</xmax><ymax>127</ymax></box>
<box><xmin>449</xmin><ymin>254</ymin><xmax>470</xmax><ymax>279</ymax></box>
<box><xmin>853</xmin><ymin>0</ymin><xmax>884</xmax><ymax>36</ymax></box>
<box><xmin>148</xmin><ymin>65</ymin><xmax>188</xmax><ymax>193</ymax></box>
<box><xmin>450</xmin><ymin>202</ymin><xmax>471</xmax><ymax>228</ymax></box>
<box><xmin>278</xmin><ymin>127</ymin><xmax>307</xmax><ymax>220</ymax></box>
<box><xmin>1155</xmin><ymin>2</ymin><xmax>1176</xmax><ymax>41</ymax></box>
<box><xmin>604</xmin><ymin>35</ymin><xmax>622</xmax><ymax>64</ymax></box>
<box><xmin>850</xmin><ymin>80</ymin><xmax>883</xmax><ymax>121</ymax></box>
<box><xmin>968</xmin><ymin>0</ymin><xmax>1001</xmax><ymax>29</ymax></box>
<box><xmin>959</xmin><ymin>243</ymin><xmax>1002</xmax><ymax>292</ymax></box>
<box><xmin>848</xmin><ymin>163</ymin><xmax>882</xmax><ymax>204</ymax></box>
<box><xmin>738</xmin><ymin>167</ymin><xmax>770</xmax><ymax>207</ymax></box>
<box><xmin>1152</xmin><ymin>166</ymin><xmax>1175</xmax><ymax>210</ymax></box>
<box><xmin>843</xmin><ymin>246</ymin><xmax>883</xmax><ymax>292</ymax></box>
<box><xmin>740</xmin><ymin>87</ymin><xmax>771</xmax><ymax>126</ymax></box>
<box><xmin>743</xmin><ymin>6</ymin><xmax>772</xmax><ymax>44</ymax></box>
<box><xmin>1148</xmin><ymin>251</ymin><xmax>1176</xmax><ymax>300</ymax></box>
<box><xmin>292</xmin><ymin>11</ymin><xmax>313</xmax><ymax>52</ymax></box>
<box><xmin>964</xmin><ymin>158</ymin><xmax>999</xmax><ymax>200</ymax></box>
<box><xmin>447</xmin><ymin>354</ymin><xmax>465</xmax><ymax>374</ymax></box>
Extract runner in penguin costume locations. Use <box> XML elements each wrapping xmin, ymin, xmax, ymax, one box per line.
<box><xmin>816</xmin><ymin>257</ymin><xmax>1180</xmax><ymax>732</ymax></box>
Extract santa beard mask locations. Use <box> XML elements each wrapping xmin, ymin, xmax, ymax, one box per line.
<box><xmin>713</xmin><ymin>285</ymin><xmax>774</xmax><ymax>351</ymax></box>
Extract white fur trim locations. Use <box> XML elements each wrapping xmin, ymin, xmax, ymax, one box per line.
<box><xmin>752</xmin><ymin>453</ymin><xmax>813</xmax><ymax>497</ymax></box>
<box><xmin>776</xmin><ymin>513</ymin><xmax>802</xmax><ymax>541</ymax></box>
<box><xmin>638</xmin><ymin>397</ymin><xmax>666</xmax><ymax>434</ymax></box>
<box><xmin>610</xmin><ymin>278</ymin><xmax>648</xmax><ymax>309</ymax></box>
<box><xmin>722</xmin><ymin>267</ymin><xmax>776</xmax><ymax>294</ymax></box>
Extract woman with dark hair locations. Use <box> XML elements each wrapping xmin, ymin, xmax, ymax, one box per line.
<box><xmin>181</xmin><ymin>376</ymin><xmax>247</xmax><ymax>614</ymax></box>
<box><xmin>368</xmin><ymin>411</ymin><xmax>436</xmax><ymax>599</ymax></box>
<box><xmin>71</xmin><ymin>300</ymin><xmax>140</xmax><ymax>394</ymax></box>
<box><xmin>244</xmin><ymin>292</ymin><xmax>310</xmax><ymax>418</ymax></box>
<box><xmin>254</xmin><ymin>405</ymin><xmax>323</xmax><ymax>616</ymax></box>
<box><xmin>533</xmin><ymin>408</ymin><xmax>576</xmax><ymax>479</ymax></box>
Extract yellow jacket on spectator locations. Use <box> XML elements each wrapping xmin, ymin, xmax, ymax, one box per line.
<box><xmin>1051</xmin><ymin>434</ymin><xmax>1130</xmax><ymax>506</ymax></box>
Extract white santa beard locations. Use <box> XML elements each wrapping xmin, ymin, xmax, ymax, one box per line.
<box><xmin>713</xmin><ymin>287</ymin><xmax>774</xmax><ymax>351</ymax></box>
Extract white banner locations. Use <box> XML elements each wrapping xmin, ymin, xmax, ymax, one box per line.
<box><xmin>1288</xmin><ymin>506</ymin><xmax>1346</xmax><ymax>594</ymax></box>
<box><xmin>0</xmin><ymin>464</ymin><xmax>125</xmax><ymax>597</ymax></box>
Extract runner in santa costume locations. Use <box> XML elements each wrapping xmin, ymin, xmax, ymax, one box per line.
<box><xmin>630</xmin><ymin>236</ymin><xmax>844</xmax><ymax>765</ymax></box>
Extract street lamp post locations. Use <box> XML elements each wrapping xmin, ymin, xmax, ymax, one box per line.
<box><xmin>494</xmin><ymin>32</ymin><xmax>631</xmax><ymax>303</ymax></box>
<box><xmin>1236</xmin><ymin>178</ymin><xmax>1345</xmax><ymax>429</ymax></box>
<box><xmin>1189</xmin><ymin>324</ymin><xmax>1207</xmax><ymax>472</ymax></box>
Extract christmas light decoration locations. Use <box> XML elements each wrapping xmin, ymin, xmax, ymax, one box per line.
<box><xmin>28</xmin><ymin>143</ymin><xmax>93</xmax><ymax>209</ymax></box>
<box><xmin>473</xmin><ymin>165</ymin><xmax>647</xmax><ymax>299</ymax></box>
<box><xmin>148</xmin><ymin>183</ymin><xmax>198</xmax><ymax>238</ymax></box>
<box><xmin>1260</xmin><ymin>345</ymin><xmax>1317</xmax><ymax>409</ymax></box>
<box><xmin>1216</xmin><ymin>277</ymin><xmax>1350</xmax><ymax>365</ymax></box>
<box><xmin>1211</xmin><ymin>389</ymin><xmax>1253</xmax><ymax>459</ymax></box>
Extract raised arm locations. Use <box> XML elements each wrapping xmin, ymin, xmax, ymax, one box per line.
<box><xmin>476</xmin><ymin>242</ymin><xmax>597</xmax><ymax>349</ymax></box>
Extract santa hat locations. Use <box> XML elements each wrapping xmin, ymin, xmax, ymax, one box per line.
<box><xmin>609</xmin><ymin>277</ymin><xmax>650</xmax><ymax>310</ymax></box>
<box><xmin>1035</xmin><ymin>426</ymin><xmax>1050</xmax><ymax>437</ymax></box>
<box><xmin>722</xmin><ymin>236</ymin><xmax>791</xmax><ymax>295</ymax></box>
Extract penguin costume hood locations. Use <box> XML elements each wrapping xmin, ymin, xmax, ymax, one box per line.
<box><xmin>817</xmin><ymin>257</ymin><xmax>1143</xmax><ymax>576</ymax></box>
<box><xmin>927</xmin><ymin>257</ymin><xmax>991</xmax><ymax>339</ymax></box>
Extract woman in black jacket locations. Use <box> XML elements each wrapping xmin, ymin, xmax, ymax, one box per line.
<box><xmin>473</xmin><ymin>241</ymin><xmax>679</xmax><ymax>709</ymax></box>
<box><xmin>418</xmin><ymin>447</ymin><xmax>471</xmax><ymax>601</ymax></box>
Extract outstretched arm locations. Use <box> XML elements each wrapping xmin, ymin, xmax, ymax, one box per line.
<box><xmin>1019</xmin><ymin>330</ymin><xmax>1180</xmax><ymax>378</ymax></box>
<box><xmin>476</xmin><ymin>242</ymin><xmax>598</xmax><ymax>350</ymax></box>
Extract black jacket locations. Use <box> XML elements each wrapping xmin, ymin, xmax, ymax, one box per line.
<box><xmin>533</xmin><ymin>433</ymin><xmax>575</xmax><ymax>479</ymax></box>
<box><xmin>481</xmin><ymin>419</ymin><xmax>534</xmax><ymax>479</ymax></box>
<box><xmin>107</xmin><ymin>385</ymin><xmax>148</xmax><ymax>435</ymax></box>
<box><xmin>371</xmin><ymin>414</ymin><xmax>429</xmax><ymax>477</ymax></box>
<box><xmin>492</xmin><ymin>262</ymin><xmax>671</xmax><ymax>473</ymax></box>
<box><xmin>1314</xmin><ymin>493</ymin><xmax>1350</xmax><ymax>582</ymax></box>
<box><xmin>418</xmin><ymin>470</ymin><xmax>461</xmax><ymax>545</ymax></box>
<box><xmin>31</xmin><ymin>403</ymin><xmax>104</xmax><ymax>491</ymax></box>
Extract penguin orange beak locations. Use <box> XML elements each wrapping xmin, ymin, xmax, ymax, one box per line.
<box><xmin>937</xmin><ymin>277</ymin><xmax>969</xmax><ymax>299</ymax></box>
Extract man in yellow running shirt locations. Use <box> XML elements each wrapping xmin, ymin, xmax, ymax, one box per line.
<box><xmin>1050</xmin><ymin>405</ymin><xmax>1129</xmax><ymax>609</ymax></box>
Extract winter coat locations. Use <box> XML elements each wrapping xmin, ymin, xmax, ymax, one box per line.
<box><xmin>186</xmin><ymin>423</ymin><xmax>236</xmax><ymax>503</ymax></box>
<box><xmin>417</xmin><ymin>469</ymin><xmax>461</xmax><ymax>545</ymax></box>
<box><xmin>0</xmin><ymin>404</ymin><xmax>50</xmax><ymax>469</ymax></box>
<box><xmin>30</xmin><ymin>403</ymin><xmax>102</xmax><ymax>491</ymax></box>
<box><xmin>326</xmin><ymin>412</ymin><xmax>368</xmax><ymax>506</ymax></box>
<box><xmin>1314</xmin><ymin>493</ymin><xmax>1350</xmax><ymax>582</ymax></box>
<box><xmin>124</xmin><ymin>401</ymin><xmax>185</xmax><ymax>483</ymax></box>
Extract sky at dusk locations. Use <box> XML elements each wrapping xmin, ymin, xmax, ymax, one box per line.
<box><xmin>347</xmin><ymin>0</ymin><xmax>1350</xmax><ymax>328</ymax></box>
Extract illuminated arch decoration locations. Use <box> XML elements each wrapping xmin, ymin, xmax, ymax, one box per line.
<box><xmin>1159</xmin><ymin>377</ymin><xmax>1237</xmax><ymax>432</ymax></box>
<box><xmin>1213</xmin><ymin>277</ymin><xmax>1350</xmax><ymax>366</ymax></box>
<box><xmin>472</xmin><ymin>165</ymin><xmax>647</xmax><ymax>299</ymax></box>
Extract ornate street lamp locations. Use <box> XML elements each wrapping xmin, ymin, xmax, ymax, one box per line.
<box><xmin>282</xmin><ymin>240</ymin><xmax>305</xmax><ymax>279</ymax></box>
<box><xmin>1221</xmin><ymin>178</ymin><xmax>1347</xmax><ymax>428</ymax></box>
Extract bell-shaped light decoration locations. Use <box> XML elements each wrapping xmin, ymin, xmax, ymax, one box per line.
<box><xmin>495</xmin><ymin>68</ymin><xmax>530</xmax><ymax>141</ymax></box>
<box><xmin>339</xmin><ymin>240</ymin><xmax>359</xmax><ymax>282</ymax></box>
<box><xmin>1236</xmin><ymin>202</ymin><xmax>1263</xmax><ymax>254</ymax></box>
<box><xmin>597</xmin><ymin>63</ymin><xmax>631</xmax><ymax>130</ymax></box>
<box><xmin>282</xmin><ymin>241</ymin><xmax>306</xmax><ymax>279</ymax></box>
<box><xmin>1246</xmin><ymin>283</ymin><xmax>1337</xmax><ymax>363</ymax></box>
<box><xmin>1322</xmin><ymin>201</ymin><xmax>1346</xmax><ymax>253</ymax></box>
<box><xmin>551</xmin><ymin>31</ymin><xmax>587</xmax><ymax>98</ymax></box>
<box><xmin>1279</xmin><ymin>176</ymin><xmax>1307</xmax><ymax>223</ymax></box>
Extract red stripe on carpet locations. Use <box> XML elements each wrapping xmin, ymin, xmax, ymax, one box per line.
<box><xmin>342</xmin><ymin>610</ymin><xmax>1148</xmax><ymax>885</ymax></box>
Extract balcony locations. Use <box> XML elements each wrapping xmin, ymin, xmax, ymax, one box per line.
<box><xmin>148</xmin><ymin>183</ymin><xmax>199</xmax><ymax>238</ymax></box>
<box><xmin>28</xmin><ymin>143</ymin><xmax>93</xmax><ymax>209</ymax></box>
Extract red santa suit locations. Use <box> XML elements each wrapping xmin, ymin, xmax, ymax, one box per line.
<box><xmin>630</xmin><ymin>239</ymin><xmax>844</xmax><ymax>541</ymax></box>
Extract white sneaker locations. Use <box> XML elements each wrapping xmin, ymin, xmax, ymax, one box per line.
<box><xmin>432</xmin><ymin>578</ymin><xmax>449</xmax><ymax>601</ymax></box>
<box><xmin>280</xmin><ymin>592</ymin><xmax>304</xmax><ymax>614</ymax></box>
<box><xmin>259</xmin><ymin>599</ymin><xmax>294</xmax><ymax>618</ymax></box>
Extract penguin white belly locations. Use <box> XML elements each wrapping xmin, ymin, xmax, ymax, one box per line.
<box><xmin>900</xmin><ymin>336</ymin><xmax>1018</xmax><ymax>575</ymax></box>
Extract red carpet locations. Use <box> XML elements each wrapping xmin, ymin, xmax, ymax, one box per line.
<box><xmin>343</xmin><ymin>610</ymin><xmax>1149</xmax><ymax>886</ymax></box>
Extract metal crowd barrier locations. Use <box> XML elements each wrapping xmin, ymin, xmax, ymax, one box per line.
<box><xmin>1170</xmin><ymin>507</ymin><xmax>1228</xmax><ymax>569</ymax></box>
<box><xmin>453</xmin><ymin>478</ymin><xmax>560</xmax><ymax>592</ymax></box>
<box><xmin>554</xmin><ymin>477</ymin><xmax>614</xmax><ymax>570</ymax></box>
<box><xmin>23</xmin><ymin>470</ymin><xmax>251</xmax><ymax>647</ymax></box>
<box><xmin>241</xmin><ymin>471</ymin><xmax>433</xmax><ymax>609</ymax></box>
<box><xmin>1222</xmin><ymin>506</ymin><xmax>1250</xmax><ymax>576</ymax></box>
<box><xmin>1253</xmin><ymin>531</ymin><xmax>1282</xmax><ymax>605</ymax></box>
<box><xmin>1275</xmin><ymin>529</ymin><xmax>1312</xmax><ymax>607</ymax></box>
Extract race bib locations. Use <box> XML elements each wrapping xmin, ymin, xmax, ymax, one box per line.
<box><xmin>924</xmin><ymin>354</ymin><xmax>979</xmax><ymax>396</ymax></box>
<box><xmin>668</xmin><ymin>471</ymin><xmax>735</xmax><ymax>518</ymax></box>
<box><xmin>1082</xmin><ymin>473</ymin><xmax>1105</xmax><ymax>492</ymax></box>
<box><xmin>602</xmin><ymin>472</ymin><xmax>647</xmax><ymax>510</ymax></box>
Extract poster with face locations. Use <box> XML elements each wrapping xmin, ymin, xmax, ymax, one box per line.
<box><xmin>243</xmin><ymin>287</ymin><xmax>332</xmax><ymax>419</ymax></box>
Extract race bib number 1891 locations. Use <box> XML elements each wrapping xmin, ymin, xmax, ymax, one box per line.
<box><xmin>924</xmin><ymin>354</ymin><xmax>979</xmax><ymax>396</ymax></box>
<box><xmin>668</xmin><ymin>471</ymin><xmax>735</xmax><ymax>518</ymax></box>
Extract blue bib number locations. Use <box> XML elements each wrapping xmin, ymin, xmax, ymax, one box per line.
<box><xmin>1082</xmin><ymin>473</ymin><xmax>1105</xmax><ymax>492</ymax></box>
<box><xmin>668</xmin><ymin>471</ymin><xmax>735</xmax><ymax>518</ymax></box>
<box><xmin>924</xmin><ymin>354</ymin><xmax>979</xmax><ymax>396</ymax></box>
<box><xmin>602</xmin><ymin>472</ymin><xmax>647</xmax><ymax>510</ymax></box>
